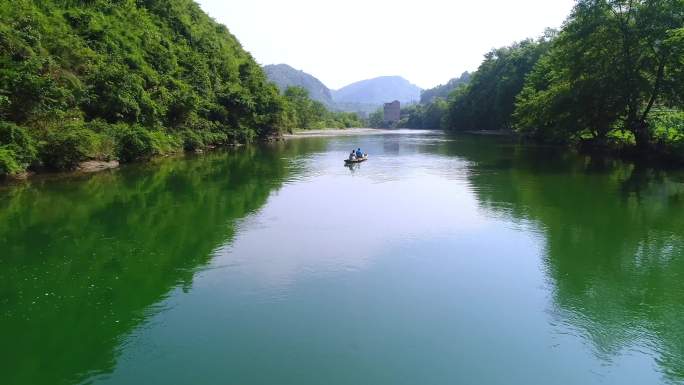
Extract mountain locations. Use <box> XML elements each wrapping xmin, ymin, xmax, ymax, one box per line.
<box><xmin>263</xmin><ymin>68</ymin><xmax>423</xmax><ymax>114</ymax></box>
<box><xmin>332</xmin><ymin>76</ymin><xmax>422</xmax><ymax>106</ymax></box>
<box><xmin>263</xmin><ymin>64</ymin><xmax>334</xmax><ymax>107</ymax></box>
<box><xmin>420</xmin><ymin>72</ymin><xmax>471</xmax><ymax>104</ymax></box>
<box><xmin>0</xmin><ymin>0</ymin><xmax>285</xmax><ymax>175</ymax></box>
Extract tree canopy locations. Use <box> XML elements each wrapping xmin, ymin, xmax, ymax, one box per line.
<box><xmin>515</xmin><ymin>0</ymin><xmax>684</xmax><ymax>149</ymax></box>
<box><xmin>445</xmin><ymin>35</ymin><xmax>555</xmax><ymax>131</ymax></box>
<box><xmin>420</xmin><ymin>72</ymin><xmax>471</xmax><ymax>104</ymax></box>
<box><xmin>281</xmin><ymin>86</ymin><xmax>363</xmax><ymax>131</ymax></box>
<box><xmin>433</xmin><ymin>0</ymin><xmax>683</xmax><ymax>159</ymax></box>
<box><xmin>0</xmin><ymin>0</ymin><xmax>353</xmax><ymax>176</ymax></box>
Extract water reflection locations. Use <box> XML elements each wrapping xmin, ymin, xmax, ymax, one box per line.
<box><xmin>432</xmin><ymin>135</ymin><xmax>684</xmax><ymax>382</ymax></box>
<box><xmin>0</xmin><ymin>141</ymin><xmax>325</xmax><ymax>385</ymax></box>
<box><xmin>2</xmin><ymin>132</ymin><xmax>684</xmax><ymax>384</ymax></box>
<box><xmin>207</xmin><ymin>171</ymin><xmax>483</xmax><ymax>291</ymax></box>
<box><xmin>203</xmin><ymin>133</ymin><xmax>482</xmax><ymax>292</ymax></box>
<box><xmin>344</xmin><ymin>161</ymin><xmax>362</xmax><ymax>173</ymax></box>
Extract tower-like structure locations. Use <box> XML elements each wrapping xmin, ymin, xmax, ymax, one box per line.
<box><xmin>383</xmin><ymin>100</ymin><xmax>400</xmax><ymax>123</ymax></box>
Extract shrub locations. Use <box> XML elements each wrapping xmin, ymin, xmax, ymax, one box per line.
<box><xmin>90</xmin><ymin>132</ymin><xmax>116</xmax><ymax>161</ymax></box>
<box><xmin>116</xmin><ymin>125</ymin><xmax>155</xmax><ymax>163</ymax></box>
<box><xmin>39</xmin><ymin>124</ymin><xmax>96</xmax><ymax>170</ymax></box>
<box><xmin>0</xmin><ymin>121</ymin><xmax>37</xmax><ymax>166</ymax></box>
<box><xmin>650</xmin><ymin>110</ymin><xmax>684</xmax><ymax>144</ymax></box>
<box><xmin>646</xmin><ymin>111</ymin><xmax>684</xmax><ymax>160</ymax></box>
<box><xmin>84</xmin><ymin>120</ymin><xmax>119</xmax><ymax>161</ymax></box>
<box><xmin>0</xmin><ymin>147</ymin><xmax>22</xmax><ymax>176</ymax></box>
<box><xmin>181</xmin><ymin>129</ymin><xmax>205</xmax><ymax>151</ymax></box>
<box><xmin>204</xmin><ymin>131</ymin><xmax>228</xmax><ymax>146</ymax></box>
<box><xmin>149</xmin><ymin>130</ymin><xmax>182</xmax><ymax>155</ymax></box>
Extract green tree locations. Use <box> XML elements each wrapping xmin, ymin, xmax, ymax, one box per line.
<box><xmin>282</xmin><ymin>86</ymin><xmax>362</xmax><ymax>130</ymax></box>
<box><xmin>445</xmin><ymin>35</ymin><xmax>554</xmax><ymax>131</ymax></box>
<box><xmin>515</xmin><ymin>1</ymin><xmax>684</xmax><ymax>148</ymax></box>
<box><xmin>368</xmin><ymin>108</ymin><xmax>384</xmax><ymax>128</ymax></box>
<box><xmin>283</xmin><ymin>86</ymin><xmax>315</xmax><ymax>129</ymax></box>
<box><xmin>399</xmin><ymin>99</ymin><xmax>449</xmax><ymax>129</ymax></box>
<box><xmin>0</xmin><ymin>0</ymin><xmax>290</xmax><ymax>175</ymax></box>
<box><xmin>420</xmin><ymin>72</ymin><xmax>471</xmax><ymax>104</ymax></box>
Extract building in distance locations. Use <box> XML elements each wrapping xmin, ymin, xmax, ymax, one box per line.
<box><xmin>383</xmin><ymin>100</ymin><xmax>400</xmax><ymax>124</ymax></box>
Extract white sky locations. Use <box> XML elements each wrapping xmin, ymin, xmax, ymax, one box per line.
<box><xmin>196</xmin><ymin>0</ymin><xmax>576</xmax><ymax>90</ymax></box>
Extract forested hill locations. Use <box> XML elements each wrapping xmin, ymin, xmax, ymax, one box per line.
<box><xmin>0</xmin><ymin>0</ymin><xmax>291</xmax><ymax>176</ymax></box>
<box><xmin>420</xmin><ymin>72</ymin><xmax>471</xmax><ymax>104</ymax></box>
<box><xmin>264</xmin><ymin>64</ymin><xmax>334</xmax><ymax>107</ymax></box>
<box><xmin>397</xmin><ymin>0</ymin><xmax>684</xmax><ymax>159</ymax></box>
<box><xmin>333</xmin><ymin>76</ymin><xmax>421</xmax><ymax>105</ymax></box>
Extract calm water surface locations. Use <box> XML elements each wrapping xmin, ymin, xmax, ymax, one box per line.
<box><xmin>2</xmin><ymin>130</ymin><xmax>684</xmax><ymax>385</ymax></box>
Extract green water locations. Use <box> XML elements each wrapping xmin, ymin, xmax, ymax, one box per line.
<box><xmin>2</xmin><ymin>130</ymin><xmax>684</xmax><ymax>385</ymax></box>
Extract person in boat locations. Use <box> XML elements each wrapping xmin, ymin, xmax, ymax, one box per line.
<box><xmin>355</xmin><ymin>148</ymin><xmax>363</xmax><ymax>158</ymax></box>
<box><xmin>349</xmin><ymin>150</ymin><xmax>357</xmax><ymax>160</ymax></box>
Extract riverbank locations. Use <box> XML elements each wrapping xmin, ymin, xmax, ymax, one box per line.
<box><xmin>1</xmin><ymin>128</ymin><xmax>379</xmax><ymax>183</ymax></box>
<box><xmin>461</xmin><ymin>129</ymin><xmax>517</xmax><ymax>136</ymax></box>
<box><xmin>1</xmin><ymin>160</ymin><xmax>121</xmax><ymax>184</ymax></box>
<box><xmin>0</xmin><ymin>128</ymin><xmax>377</xmax><ymax>183</ymax></box>
<box><xmin>284</xmin><ymin>128</ymin><xmax>389</xmax><ymax>138</ymax></box>
<box><xmin>0</xmin><ymin>139</ymin><xmax>250</xmax><ymax>184</ymax></box>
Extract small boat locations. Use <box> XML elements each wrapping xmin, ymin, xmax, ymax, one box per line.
<box><xmin>344</xmin><ymin>155</ymin><xmax>368</xmax><ymax>164</ymax></box>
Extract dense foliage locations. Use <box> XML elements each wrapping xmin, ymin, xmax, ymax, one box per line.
<box><xmin>367</xmin><ymin>108</ymin><xmax>384</xmax><ymax>129</ymax></box>
<box><xmin>439</xmin><ymin>0</ymin><xmax>684</xmax><ymax>159</ymax></box>
<box><xmin>397</xmin><ymin>100</ymin><xmax>449</xmax><ymax>129</ymax></box>
<box><xmin>282</xmin><ymin>86</ymin><xmax>363</xmax><ymax>130</ymax></box>
<box><xmin>399</xmin><ymin>36</ymin><xmax>552</xmax><ymax>131</ymax></box>
<box><xmin>445</xmin><ymin>35</ymin><xmax>555</xmax><ymax>131</ymax></box>
<box><xmin>394</xmin><ymin>72</ymin><xmax>470</xmax><ymax>129</ymax></box>
<box><xmin>515</xmin><ymin>0</ymin><xmax>684</xmax><ymax>151</ymax></box>
<box><xmin>0</xmin><ymin>0</ymin><xmax>352</xmax><ymax>177</ymax></box>
<box><xmin>264</xmin><ymin>64</ymin><xmax>335</xmax><ymax>108</ymax></box>
<box><xmin>419</xmin><ymin>72</ymin><xmax>470</xmax><ymax>104</ymax></box>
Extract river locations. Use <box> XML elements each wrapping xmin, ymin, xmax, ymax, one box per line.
<box><xmin>1</xmin><ymin>130</ymin><xmax>684</xmax><ymax>385</ymax></box>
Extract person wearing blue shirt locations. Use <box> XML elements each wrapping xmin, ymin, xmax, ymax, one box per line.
<box><xmin>356</xmin><ymin>148</ymin><xmax>363</xmax><ymax>158</ymax></box>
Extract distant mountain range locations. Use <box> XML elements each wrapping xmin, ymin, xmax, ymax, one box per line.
<box><xmin>332</xmin><ymin>76</ymin><xmax>421</xmax><ymax>105</ymax></box>
<box><xmin>263</xmin><ymin>64</ymin><xmax>422</xmax><ymax>114</ymax></box>
<box><xmin>263</xmin><ymin>64</ymin><xmax>335</xmax><ymax>107</ymax></box>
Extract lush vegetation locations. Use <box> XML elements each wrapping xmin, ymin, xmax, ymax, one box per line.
<box><xmin>402</xmin><ymin>1</ymin><xmax>683</xmax><ymax>160</ymax></box>
<box><xmin>420</xmin><ymin>71</ymin><xmax>470</xmax><ymax>104</ymax></box>
<box><xmin>399</xmin><ymin>35</ymin><xmax>554</xmax><ymax>131</ymax></box>
<box><xmin>437</xmin><ymin>0</ymin><xmax>683</xmax><ymax>160</ymax></box>
<box><xmin>3</xmin><ymin>0</ymin><xmax>682</xmax><ymax>175</ymax></box>
<box><xmin>393</xmin><ymin>72</ymin><xmax>470</xmax><ymax>129</ymax></box>
<box><xmin>368</xmin><ymin>108</ymin><xmax>385</xmax><ymax>129</ymax></box>
<box><xmin>282</xmin><ymin>86</ymin><xmax>363</xmax><ymax>130</ymax></box>
<box><xmin>0</xmin><ymin>0</ymin><xmax>353</xmax><ymax>178</ymax></box>
<box><xmin>515</xmin><ymin>0</ymin><xmax>684</xmax><ymax>153</ymax></box>
<box><xmin>264</xmin><ymin>64</ymin><xmax>335</xmax><ymax>107</ymax></box>
<box><xmin>396</xmin><ymin>100</ymin><xmax>449</xmax><ymax>129</ymax></box>
<box><xmin>370</xmin><ymin>99</ymin><xmax>450</xmax><ymax>130</ymax></box>
<box><xmin>445</xmin><ymin>35</ymin><xmax>555</xmax><ymax>130</ymax></box>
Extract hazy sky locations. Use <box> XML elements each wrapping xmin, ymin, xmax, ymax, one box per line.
<box><xmin>196</xmin><ymin>0</ymin><xmax>576</xmax><ymax>90</ymax></box>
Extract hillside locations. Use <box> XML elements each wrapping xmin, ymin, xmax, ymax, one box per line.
<box><xmin>332</xmin><ymin>76</ymin><xmax>421</xmax><ymax>106</ymax></box>
<box><xmin>420</xmin><ymin>72</ymin><xmax>471</xmax><ymax>104</ymax></box>
<box><xmin>264</xmin><ymin>64</ymin><xmax>334</xmax><ymax>107</ymax></box>
<box><xmin>0</xmin><ymin>0</ymin><xmax>287</xmax><ymax>175</ymax></box>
